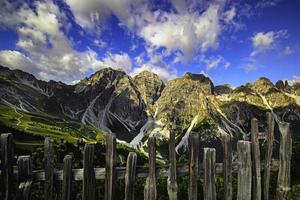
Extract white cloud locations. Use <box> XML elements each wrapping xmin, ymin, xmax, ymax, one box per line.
<box><xmin>0</xmin><ymin>50</ymin><xmax>37</xmax><ymax>73</ymax></box>
<box><xmin>256</xmin><ymin>0</ymin><xmax>281</xmax><ymax>9</ymax></box>
<box><xmin>224</xmin><ymin>7</ymin><xmax>236</xmax><ymax>24</ymax></box>
<box><xmin>288</xmin><ymin>75</ymin><xmax>300</xmax><ymax>85</ymax></box>
<box><xmin>102</xmin><ymin>53</ymin><xmax>132</xmax><ymax>71</ymax></box>
<box><xmin>282</xmin><ymin>46</ymin><xmax>293</xmax><ymax>56</ymax></box>
<box><xmin>130</xmin><ymin>49</ymin><xmax>177</xmax><ymax>82</ymax></box>
<box><xmin>0</xmin><ymin>1</ymin><xmax>134</xmax><ymax>83</ymax></box>
<box><xmin>94</xmin><ymin>39</ymin><xmax>107</xmax><ymax>48</ymax></box>
<box><xmin>140</xmin><ymin>4</ymin><xmax>221</xmax><ymax>60</ymax></box>
<box><xmin>200</xmin><ymin>55</ymin><xmax>230</xmax><ymax>70</ymax></box>
<box><xmin>65</xmin><ymin>0</ymin><xmax>149</xmax><ymax>31</ymax></box>
<box><xmin>134</xmin><ymin>55</ymin><xmax>144</xmax><ymax>66</ymax></box>
<box><xmin>224</xmin><ymin>62</ymin><xmax>231</xmax><ymax>69</ymax></box>
<box><xmin>250</xmin><ymin>30</ymin><xmax>288</xmax><ymax>56</ymax></box>
<box><xmin>65</xmin><ymin>0</ymin><xmax>227</xmax><ymax>62</ymax></box>
<box><xmin>241</xmin><ymin>57</ymin><xmax>263</xmax><ymax>72</ymax></box>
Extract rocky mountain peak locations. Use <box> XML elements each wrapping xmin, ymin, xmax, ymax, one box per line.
<box><xmin>249</xmin><ymin>77</ymin><xmax>275</xmax><ymax>94</ymax></box>
<box><xmin>214</xmin><ymin>84</ymin><xmax>233</xmax><ymax>95</ymax></box>
<box><xmin>134</xmin><ymin>70</ymin><xmax>159</xmax><ymax>78</ymax></box>
<box><xmin>133</xmin><ymin>70</ymin><xmax>165</xmax><ymax>110</ymax></box>
<box><xmin>0</xmin><ymin>65</ymin><xmax>36</xmax><ymax>82</ymax></box>
<box><xmin>82</xmin><ymin>67</ymin><xmax>127</xmax><ymax>86</ymax></box>
<box><xmin>183</xmin><ymin>72</ymin><xmax>211</xmax><ymax>83</ymax></box>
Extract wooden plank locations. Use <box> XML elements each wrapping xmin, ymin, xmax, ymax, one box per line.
<box><xmin>44</xmin><ymin>137</ymin><xmax>55</xmax><ymax>200</ymax></box>
<box><xmin>263</xmin><ymin>112</ymin><xmax>274</xmax><ymax>200</ymax></box>
<box><xmin>31</xmin><ymin>162</ymin><xmax>238</xmax><ymax>181</ymax></box>
<box><xmin>124</xmin><ymin>152</ymin><xmax>137</xmax><ymax>200</ymax></box>
<box><xmin>276</xmin><ymin>122</ymin><xmax>292</xmax><ymax>200</ymax></box>
<box><xmin>83</xmin><ymin>144</ymin><xmax>95</xmax><ymax>200</ymax></box>
<box><xmin>203</xmin><ymin>148</ymin><xmax>216</xmax><ymax>200</ymax></box>
<box><xmin>62</xmin><ymin>155</ymin><xmax>72</xmax><ymax>200</ymax></box>
<box><xmin>21</xmin><ymin>159</ymin><xmax>280</xmax><ymax>183</ymax></box>
<box><xmin>144</xmin><ymin>136</ymin><xmax>157</xmax><ymax>200</ymax></box>
<box><xmin>105</xmin><ymin>134</ymin><xmax>116</xmax><ymax>200</ymax></box>
<box><xmin>28</xmin><ymin>159</ymin><xmax>279</xmax><ymax>182</ymax></box>
<box><xmin>188</xmin><ymin>133</ymin><xmax>199</xmax><ymax>200</ymax></box>
<box><xmin>167</xmin><ymin>130</ymin><xmax>178</xmax><ymax>200</ymax></box>
<box><xmin>237</xmin><ymin>140</ymin><xmax>252</xmax><ymax>200</ymax></box>
<box><xmin>251</xmin><ymin>118</ymin><xmax>262</xmax><ymax>200</ymax></box>
<box><xmin>222</xmin><ymin>134</ymin><xmax>232</xmax><ymax>200</ymax></box>
<box><xmin>17</xmin><ymin>155</ymin><xmax>32</xmax><ymax>200</ymax></box>
<box><xmin>0</xmin><ymin>133</ymin><xmax>13</xmax><ymax>200</ymax></box>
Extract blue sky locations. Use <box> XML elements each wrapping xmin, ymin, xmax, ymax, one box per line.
<box><xmin>0</xmin><ymin>0</ymin><xmax>299</xmax><ymax>86</ymax></box>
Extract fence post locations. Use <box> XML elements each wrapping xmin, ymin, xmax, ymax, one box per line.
<box><xmin>144</xmin><ymin>136</ymin><xmax>157</xmax><ymax>200</ymax></box>
<box><xmin>222</xmin><ymin>134</ymin><xmax>232</xmax><ymax>200</ymax></box>
<box><xmin>203</xmin><ymin>148</ymin><xmax>216</xmax><ymax>200</ymax></box>
<box><xmin>83</xmin><ymin>144</ymin><xmax>95</xmax><ymax>200</ymax></box>
<box><xmin>44</xmin><ymin>137</ymin><xmax>55</xmax><ymax>200</ymax></box>
<box><xmin>17</xmin><ymin>155</ymin><xmax>32</xmax><ymax>200</ymax></box>
<box><xmin>105</xmin><ymin>134</ymin><xmax>116</xmax><ymax>200</ymax></box>
<box><xmin>125</xmin><ymin>152</ymin><xmax>137</xmax><ymax>200</ymax></box>
<box><xmin>276</xmin><ymin>122</ymin><xmax>292</xmax><ymax>200</ymax></box>
<box><xmin>168</xmin><ymin>130</ymin><xmax>178</xmax><ymax>200</ymax></box>
<box><xmin>188</xmin><ymin>133</ymin><xmax>199</xmax><ymax>200</ymax></box>
<box><xmin>263</xmin><ymin>112</ymin><xmax>274</xmax><ymax>200</ymax></box>
<box><xmin>62</xmin><ymin>155</ymin><xmax>72</xmax><ymax>200</ymax></box>
<box><xmin>251</xmin><ymin>118</ymin><xmax>262</xmax><ymax>200</ymax></box>
<box><xmin>237</xmin><ymin>140</ymin><xmax>252</xmax><ymax>200</ymax></box>
<box><xmin>0</xmin><ymin>133</ymin><xmax>13</xmax><ymax>200</ymax></box>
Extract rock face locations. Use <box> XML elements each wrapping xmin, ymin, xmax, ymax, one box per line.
<box><xmin>155</xmin><ymin>73</ymin><xmax>214</xmax><ymax>129</ymax></box>
<box><xmin>72</xmin><ymin>68</ymin><xmax>148</xmax><ymax>140</ymax></box>
<box><xmin>214</xmin><ymin>84</ymin><xmax>233</xmax><ymax>95</ymax></box>
<box><xmin>133</xmin><ymin>70</ymin><xmax>165</xmax><ymax>111</ymax></box>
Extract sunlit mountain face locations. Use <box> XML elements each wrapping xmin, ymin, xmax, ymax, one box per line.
<box><xmin>0</xmin><ymin>0</ymin><xmax>299</xmax><ymax>87</ymax></box>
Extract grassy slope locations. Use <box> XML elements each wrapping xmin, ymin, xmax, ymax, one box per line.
<box><xmin>0</xmin><ymin>102</ymin><xmax>106</xmax><ymax>146</ymax></box>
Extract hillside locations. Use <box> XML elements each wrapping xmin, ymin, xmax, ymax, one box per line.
<box><xmin>1</xmin><ymin>65</ymin><xmax>300</xmax><ymax>155</ymax></box>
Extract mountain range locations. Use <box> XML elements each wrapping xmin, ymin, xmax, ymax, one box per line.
<box><xmin>0</xmin><ymin>65</ymin><xmax>300</xmax><ymax>153</ymax></box>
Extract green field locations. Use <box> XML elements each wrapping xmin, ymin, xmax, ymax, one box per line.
<box><xmin>0</xmin><ymin>102</ymin><xmax>106</xmax><ymax>147</ymax></box>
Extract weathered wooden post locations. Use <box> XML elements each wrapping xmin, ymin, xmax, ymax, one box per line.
<box><xmin>17</xmin><ymin>155</ymin><xmax>32</xmax><ymax>200</ymax></box>
<box><xmin>263</xmin><ymin>112</ymin><xmax>274</xmax><ymax>200</ymax></box>
<box><xmin>105</xmin><ymin>134</ymin><xmax>116</xmax><ymax>200</ymax></box>
<box><xmin>168</xmin><ymin>130</ymin><xmax>178</xmax><ymax>200</ymax></box>
<box><xmin>237</xmin><ymin>140</ymin><xmax>252</xmax><ymax>200</ymax></box>
<box><xmin>222</xmin><ymin>134</ymin><xmax>232</xmax><ymax>200</ymax></box>
<box><xmin>125</xmin><ymin>152</ymin><xmax>137</xmax><ymax>200</ymax></box>
<box><xmin>276</xmin><ymin>122</ymin><xmax>292</xmax><ymax>200</ymax></box>
<box><xmin>0</xmin><ymin>133</ymin><xmax>13</xmax><ymax>200</ymax></box>
<box><xmin>251</xmin><ymin>118</ymin><xmax>262</xmax><ymax>200</ymax></box>
<box><xmin>83</xmin><ymin>144</ymin><xmax>95</xmax><ymax>200</ymax></box>
<box><xmin>62</xmin><ymin>155</ymin><xmax>72</xmax><ymax>200</ymax></box>
<box><xmin>44</xmin><ymin>137</ymin><xmax>55</xmax><ymax>200</ymax></box>
<box><xmin>144</xmin><ymin>136</ymin><xmax>157</xmax><ymax>200</ymax></box>
<box><xmin>203</xmin><ymin>148</ymin><xmax>216</xmax><ymax>200</ymax></box>
<box><xmin>188</xmin><ymin>133</ymin><xmax>199</xmax><ymax>200</ymax></box>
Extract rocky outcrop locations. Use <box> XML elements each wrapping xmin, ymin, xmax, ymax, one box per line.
<box><xmin>214</xmin><ymin>84</ymin><xmax>233</xmax><ymax>95</ymax></box>
<box><xmin>133</xmin><ymin>70</ymin><xmax>165</xmax><ymax>111</ymax></box>
<box><xmin>155</xmin><ymin>73</ymin><xmax>214</xmax><ymax>129</ymax></box>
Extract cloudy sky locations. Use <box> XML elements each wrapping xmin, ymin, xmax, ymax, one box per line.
<box><xmin>0</xmin><ymin>0</ymin><xmax>299</xmax><ymax>86</ymax></box>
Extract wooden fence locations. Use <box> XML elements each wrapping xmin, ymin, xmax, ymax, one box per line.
<box><xmin>0</xmin><ymin>113</ymin><xmax>292</xmax><ymax>200</ymax></box>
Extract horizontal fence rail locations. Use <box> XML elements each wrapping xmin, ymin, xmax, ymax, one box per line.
<box><xmin>0</xmin><ymin>113</ymin><xmax>292</xmax><ymax>200</ymax></box>
<box><xmin>0</xmin><ymin>161</ymin><xmax>280</xmax><ymax>181</ymax></box>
